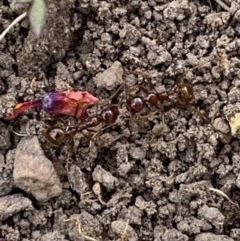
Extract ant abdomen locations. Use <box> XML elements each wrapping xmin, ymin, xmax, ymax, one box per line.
<box><xmin>100</xmin><ymin>106</ymin><xmax>120</xmax><ymax>124</ymax></box>
<box><xmin>126</xmin><ymin>96</ymin><xmax>145</xmax><ymax>114</ymax></box>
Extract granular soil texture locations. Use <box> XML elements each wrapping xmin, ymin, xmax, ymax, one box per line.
<box><xmin>1</xmin><ymin>0</ymin><xmax>240</xmax><ymax>241</ymax></box>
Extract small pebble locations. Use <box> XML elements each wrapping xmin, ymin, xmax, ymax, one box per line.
<box><xmin>93</xmin><ymin>61</ymin><xmax>123</xmax><ymax>91</ymax></box>
<box><xmin>198</xmin><ymin>205</ymin><xmax>225</xmax><ymax>231</ymax></box>
<box><xmin>227</xmin><ymin>113</ymin><xmax>240</xmax><ymax>136</ymax></box>
<box><xmin>92</xmin><ymin>165</ymin><xmax>117</xmax><ymax>190</ymax></box>
<box><xmin>213</xmin><ymin>117</ymin><xmax>230</xmax><ymax>135</ymax></box>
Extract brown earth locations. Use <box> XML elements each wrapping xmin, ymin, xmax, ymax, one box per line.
<box><xmin>1</xmin><ymin>0</ymin><xmax>240</xmax><ymax>241</ymax></box>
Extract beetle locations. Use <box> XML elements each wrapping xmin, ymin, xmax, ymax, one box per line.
<box><xmin>5</xmin><ymin>90</ymin><xmax>99</xmax><ymax>120</ymax></box>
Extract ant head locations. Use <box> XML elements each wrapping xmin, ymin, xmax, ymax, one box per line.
<box><xmin>45</xmin><ymin>127</ymin><xmax>66</xmax><ymax>146</ymax></box>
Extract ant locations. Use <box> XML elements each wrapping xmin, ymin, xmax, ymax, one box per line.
<box><xmin>124</xmin><ymin>68</ymin><xmax>202</xmax><ymax>121</ymax></box>
<box><xmin>43</xmin><ymin>60</ymin><xmax>212</xmax><ymax>152</ymax></box>
<box><xmin>42</xmin><ymin>105</ymin><xmax>120</xmax><ymax>163</ymax></box>
<box><xmin>44</xmin><ymin>105</ymin><xmax>120</xmax><ymax>146</ymax></box>
<box><xmin>5</xmin><ymin>57</ymin><xmax>214</xmax><ymax>153</ymax></box>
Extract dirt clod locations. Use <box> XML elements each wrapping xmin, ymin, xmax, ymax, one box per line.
<box><xmin>0</xmin><ymin>194</ymin><xmax>33</xmax><ymax>221</ymax></box>
<box><xmin>111</xmin><ymin>220</ymin><xmax>138</xmax><ymax>241</ymax></box>
<box><xmin>92</xmin><ymin>165</ymin><xmax>117</xmax><ymax>190</ymax></box>
<box><xmin>198</xmin><ymin>205</ymin><xmax>225</xmax><ymax>231</ymax></box>
<box><xmin>195</xmin><ymin>232</ymin><xmax>234</xmax><ymax>241</ymax></box>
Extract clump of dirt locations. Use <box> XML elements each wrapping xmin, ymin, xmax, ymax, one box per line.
<box><xmin>1</xmin><ymin>0</ymin><xmax>240</xmax><ymax>241</ymax></box>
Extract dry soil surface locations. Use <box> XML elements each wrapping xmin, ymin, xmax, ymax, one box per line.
<box><xmin>1</xmin><ymin>0</ymin><xmax>240</xmax><ymax>241</ymax></box>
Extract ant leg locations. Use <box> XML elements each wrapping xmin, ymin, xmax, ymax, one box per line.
<box><xmin>72</xmin><ymin>127</ymin><xmax>99</xmax><ymax>149</ymax></box>
<box><xmin>78</xmin><ymin>128</ymin><xmax>103</xmax><ymax>151</ymax></box>
<box><xmin>94</xmin><ymin>85</ymin><xmax>123</xmax><ymax>117</ymax></box>
<box><xmin>131</xmin><ymin>69</ymin><xmax>155</xmax><ymax>92</ymax></box>
<box><xmin>197</xmin><ymin>108</ymin><xmax>210</xmax><ymax>124</ymax></box>
<box><xmin>188</xmin><ymin>105</ymin><xmax>211</xmax><ymax>124</ymax></box>
<box><xmin>109</xmin><ymin>85</ymin><xmax>123</xmax><ymax>103</ymax></box>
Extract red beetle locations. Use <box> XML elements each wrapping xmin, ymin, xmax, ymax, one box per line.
<box><xmin>5</xmin><ymin>91</ymin><xmax>99</xmax><ymax>120</ymax></box>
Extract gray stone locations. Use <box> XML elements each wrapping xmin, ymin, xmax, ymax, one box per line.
<box><xmin>93</xmin><ymin>61</ymin><xmax>123</xmax><ymax>91</ymax></box>
<box><xmin>13</xmin><ymin>136</ymin><xmax>62</xmax><ymax>201</ymax></box>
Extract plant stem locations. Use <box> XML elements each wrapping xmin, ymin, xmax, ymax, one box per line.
<box><xmin>0</xmin><ymin>12</ymin><xmax>27</xmax><ymax>41</ymax></box>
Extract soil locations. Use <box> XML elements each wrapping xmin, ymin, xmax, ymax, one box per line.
<box><xmin>1</xmin><ymin>0</ymin><xmax>240</xmax><ymax>241</ymax></box>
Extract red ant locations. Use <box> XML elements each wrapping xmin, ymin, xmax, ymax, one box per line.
<box><xmin>124</xmin><ymin>69</ymin><xmax>197</xmax><ymax>118</ymax></box>
<box><xmin>125</xmin><ymin>84</ymin><xmax>170</xmax><ymax>114</ymax></box>
<box><xmin>44</xmin><ymin>105</ymin><xmax>120</xmax><ymax>147</ymax></box>
<box><xmin>43</xmin><ymin>64</ymin><xmax>210</xmax><ymax>151</ymax></box>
